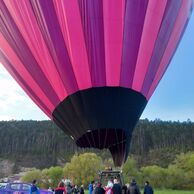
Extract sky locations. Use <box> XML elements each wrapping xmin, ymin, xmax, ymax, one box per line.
<box><xmin>0</xmin><ymin>12</ymin><xmax>194</xmax><ymax>122</ymax></box>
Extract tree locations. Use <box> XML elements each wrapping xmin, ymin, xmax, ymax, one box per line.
<box><xmin>122</xmin><ymin>156</ymin><xmax>140</xmax><ymax>184</ymax></box>
<box><xmin>173</xmin><ymin>152</ymin><xmax>194</xmax><ymax>171</ymax></box>
<box><xmin>63</xmin><ymin>153</ymin><xmax>103</xmax><ymax>185</ymax></box>
<box><xmin>41</xmin><ymin>168</ymin><xmax>50</xmax><ymax>189</ymax></box>
<box><xmin>48</xmin><ymin>166</ymin><xmax>63</xmax><ymax>188</ymax></box>
<box><xmin>165</xmin><ymin>164</ymin><xmax>185</xmax><ymax>189</ymax></box>
<box><xmin>20</xmin><ymin>169</ymin><xmax>42</xmax><ymax>186</ymax></box>
<box><xmin>165</xmin><ymin>152</ymin><xmax>194</xmax><ymax>190</ymax></box>
<box><xmin>140</xmin><ymin>165</ymin><xmax>166</xmax><ymax>188</ymax></box>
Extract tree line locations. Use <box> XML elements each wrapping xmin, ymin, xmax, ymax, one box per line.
<box><xmin>0</xmin><ymin>119</ymin><xmax>194</xmax><ymax>169</ymax></box>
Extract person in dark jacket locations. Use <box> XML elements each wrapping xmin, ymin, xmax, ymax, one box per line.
<box><xmin>121</xmin><ymin>184</ymin><xmax>127</xmax><ymax>194</ymax></box>
<box><xmin>127</xmin><ymin>179</ymin><xmax>141</xmax><ymax>194</ymax></box>
<box><xmin>72</xmin><ymin>185</ymin><xmax>80</xmax><ymax>194</ymax></box>
<box><xmin>94</xmin><ymin>183</ymin><xmax>105</xmax><ymax>194</ymax></box>
<box><xmin>55</xmin><ymin>181</ymin><xmax>66</xmax><ymax>194</ymax></box>
<box><xmin>112</xmin><ymin>179</ymin><xmax>122</xmax><ymax>194</ymax></box>
<box><xmin>143</xmin><ymin>181</ymin><xmax>153</xmax><ymax>194</ymax></box>
<box><xmin>80</xmin><ymin>185</ymin><xmax>85</xmax><ymax>194</ymax></box>
<box><xmin>66</xmin><ymin>182</ymin><xmax>73</xmax><ymax>194</ymax></box>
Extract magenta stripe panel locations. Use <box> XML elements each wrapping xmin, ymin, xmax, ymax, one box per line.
<box><xmin>120</xmin><ymin>0</ymin><xmax>149</xmax><ymax>88</ymax></box>
<box><xmin>103</xmin><ymin>0</ymin><xmax>125</xmax><ymax>86</ymax></box>
<box><xmin>78</xmin><ymin>0</ymin><xmax>106</xmax><ymax>86</ymax></box>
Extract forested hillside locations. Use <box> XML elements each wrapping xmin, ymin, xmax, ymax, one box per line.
<box><xmin>0</xmin><ymin>119</ymin><xmax>194</xmax><ymax>176</ymax></box>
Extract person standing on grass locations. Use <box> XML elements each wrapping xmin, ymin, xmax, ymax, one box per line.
<box><xmin>127</xmin><ymin>179</ymin><xmax>140</xmax><ymax>194</ymax></box>
<box><xmin>112</xmin><ymin>178</ymin><xmax>122</xmax><ymax>194</ymax></box>
<box><xmin>105</xmin><ymin>181</ymin><xmax>113</xmax><ymax>194</ymax></box>
<box><xmin>88</xmin><ymin>181</ymin><xmax>94</xmax><ymax>194</ymax></box>
<box><xmin>55</xmin><ymin>181</ymin><xmax>66</xmax><ymax>194</ymax></box>
<box><xmin>143</xmin><ymin>181</ymin><xmax>153</xmax><ymax>194</ymax></box>
<box><xmin>94</xmin><ymin>183</ymin><xmax>105</xmax><ymax>194</ymax></box>
<box><xmin>80</xmin><ymin>185</ymin><xmax>85</xmax><ymax>194</ymax></box>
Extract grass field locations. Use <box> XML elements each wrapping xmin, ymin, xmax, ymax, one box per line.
<box><xmin>86</xmin><ymin>189</ymin><xmax>194</xmax><ymax>194</ymax></box>
<box><xmin>152</xmin><ymin>190</ymin><xmax>194</xmax><ymax>194</ymax></box>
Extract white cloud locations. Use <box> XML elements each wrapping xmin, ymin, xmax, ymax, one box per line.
<box><xmin>0</xmin><ymin>64</ymin><xmax>48</xmax><ymax>120</ymax></box>
<box><xmin>0</xmin><ymin>115</ymin><xmax>16</xmax><ymax>121</ymax></box>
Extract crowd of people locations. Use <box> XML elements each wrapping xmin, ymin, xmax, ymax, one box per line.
<box><xmin>29</xmin><ymin>179</ymin><xmax>85</xmax><ymax>194</ymax></box>
<box><xmin>29</xmin><ymin>178</ymin><xmax>153</xmax><ymax>194</ymax></box>
<box><xmin>89</xmin><ymin>179</ymin><xmax>153</xmax><ymax>194</ymax></box>
<box><xmin>52</xmin><ymin>181</ymin><xmax>84</xmax><ymax>194</ymax></box>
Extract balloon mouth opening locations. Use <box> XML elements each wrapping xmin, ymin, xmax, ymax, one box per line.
<box><xmin>76</xmin><ymin>128</ymin><xmax>128</xmax><ymax>166</ymax></box>
<box><xmin>76</xmin><ymin>128</ymin><xmax>126</xmax><ymax>149</ymax></box>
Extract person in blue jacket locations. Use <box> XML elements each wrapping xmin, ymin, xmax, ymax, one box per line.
<box><xmin>88</xmin><ymin>181</ymin><xmax>94</xmax><ymax>194</ymax></box>
<box><xmin>29</xmin><ymin>179</ymin><xmax>40</xmax><ymax>194</ymax></box>
<box><xmin>143</xmin><ymin>181</ymin><xmax>153</xmax><ymax>194</ymax></box>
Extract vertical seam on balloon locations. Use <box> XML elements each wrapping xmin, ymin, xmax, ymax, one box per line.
<box><xmin>103</xmin><ymin>128</ymin><xmax>108</xmax><ymax>148</ymax></box>
<box><xmin>119</xmin><ymin>0</ymin><xmax>127</xmax><ymax>87</ymax></box>
<box><xmin>67</xmin><ymin>95</ymin><xmax>86</xmax><ymax>138</ymax></box>
<box><xmin>140</xmin><ymin>0</ymin><xmax>182</xmax><ymax>96</ymax></box>
<box><xmin>77</xmin><ymin>0</ymin><xmax>93</xmax><ymax>86</ymax></box>
<box><xmin>97</xmin><ymin>0</ymin><xmax>106</xmax><ymax>86</ymax></box>
<box><xmin>101</xmin><ymin>0</ymin><xmax>107</xmax><ymax>85</ymax></box>
<box><xmin>98</xmin><ymin>128</ymin><xmax>100</xmax><ymax>148</ymax></box>
<box><xmin>80</xmin><ymin>90</ymin><xmax>92</xmax><ymax>135</ymax></box>
<box><xmin>85</xmin><ymin>132</ymin><xmax>93</xmax><ymax>148</ymax></box>
<box><xmin>114</xmin><ymin>128</ymin><xmax>119</xmax><ymax>163</ymax></box>
<box><xmin>90</xmin><ymin>130</ymin><xmax>97</xmax><ymax>148</ymax></box>
<box><xmin>121</xmin><ymin>130</ymin><xmax>124</xmax><ymax>164</ymax></box>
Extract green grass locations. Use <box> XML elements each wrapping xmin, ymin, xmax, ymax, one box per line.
<box><xmin>145</xmin><ymin>190</ymin><xmax>194</xmax><ymax>194</ymax></box>
<box><xmin>86</xmin><ymin>189</ymin><xmax>194</xmax><ymax>194</ymax></box>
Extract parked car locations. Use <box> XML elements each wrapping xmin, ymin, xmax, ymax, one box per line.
<box><xmin>0</xmin><ymin>182</ymin><xmax>8</xmax><ymax>189</ymax></box>
<box><xmin>0</xmin><ymin>182</ymin><xmax>52</xmax><ymax>194</ymax></box>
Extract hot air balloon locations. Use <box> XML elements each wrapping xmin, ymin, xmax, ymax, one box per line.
<box><xmin>0</xmin><ymin>0</ymin><xmax>193</xmax><ymax>166</ymax></box>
